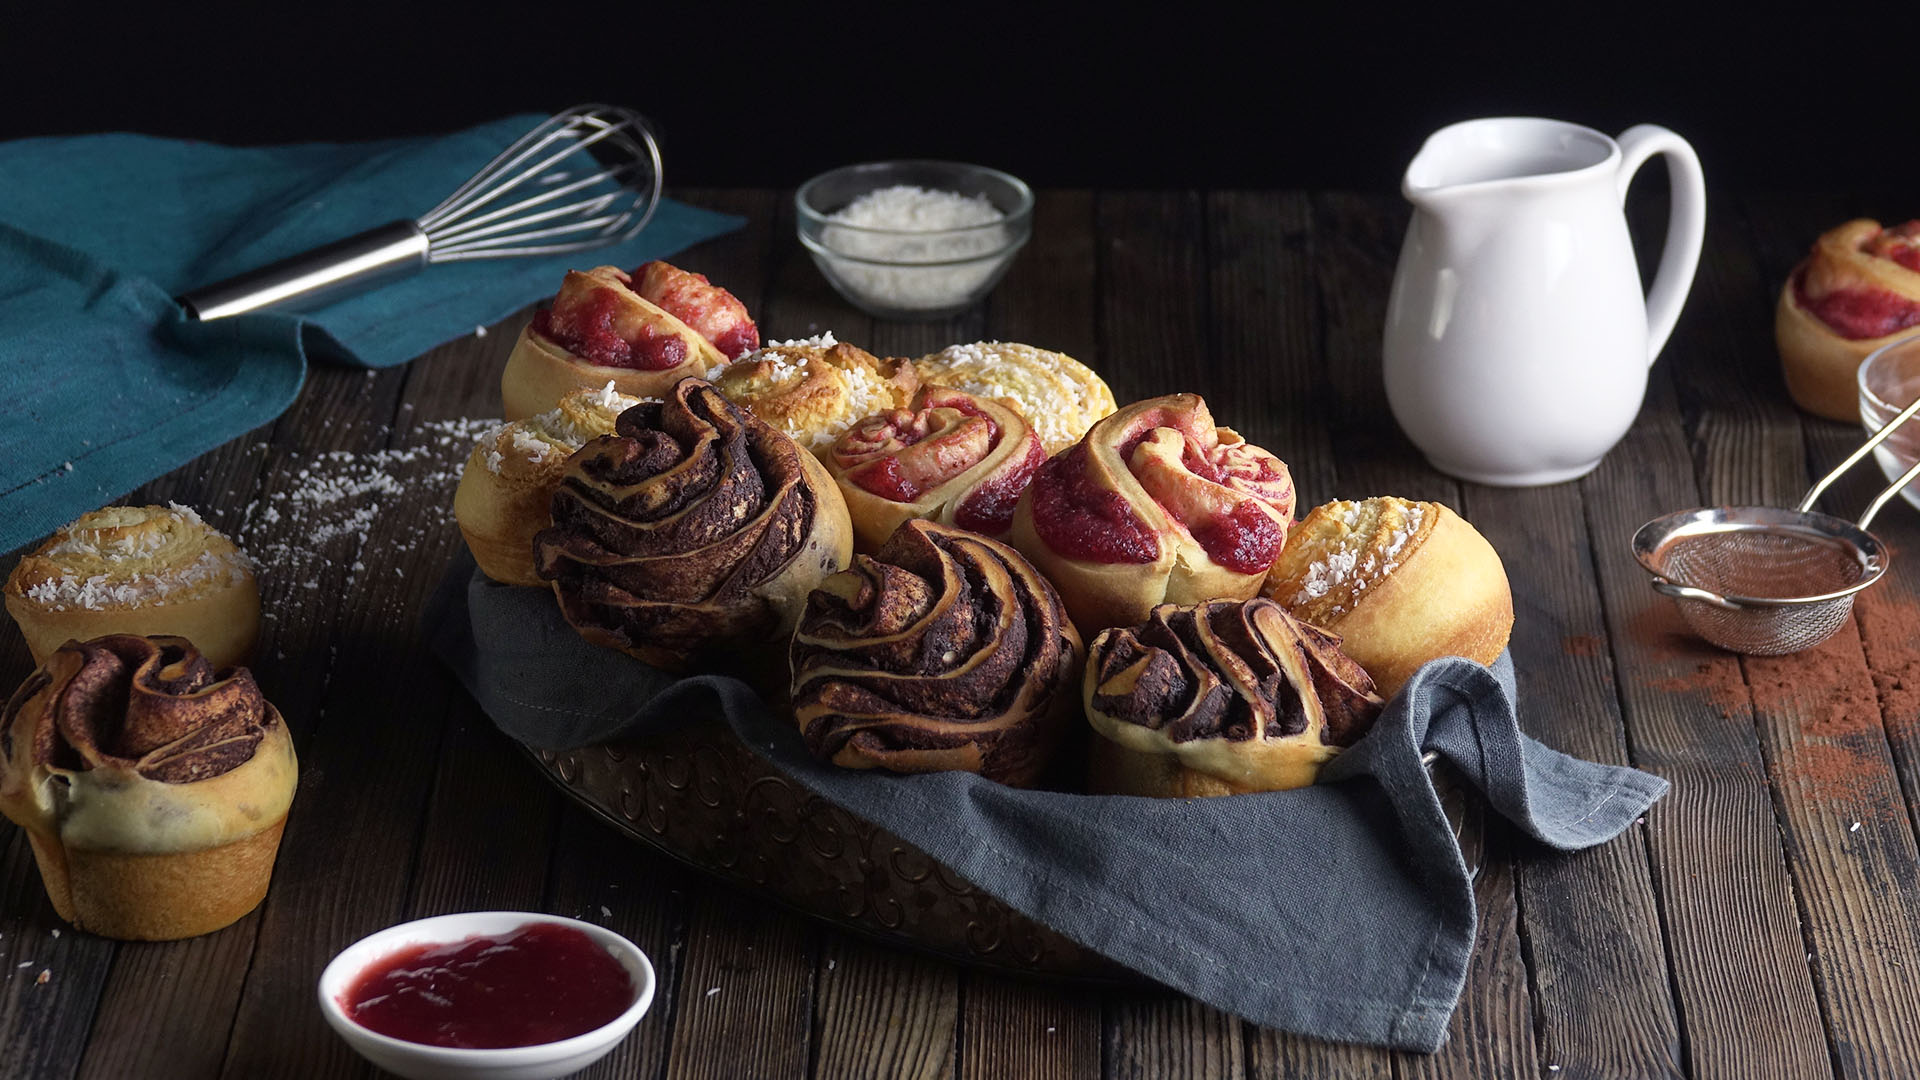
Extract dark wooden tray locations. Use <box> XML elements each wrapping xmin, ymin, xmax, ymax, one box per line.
<box><xmin>523</xmin><ymin>721</ymin><xmax>1478</xmax><ymax>985</ymax></box>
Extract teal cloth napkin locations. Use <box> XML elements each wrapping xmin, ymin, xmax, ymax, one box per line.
<box><xmin>0</xmin><ymin>116</ymin><xmax>742</xmax><ymax>555</ymax></box>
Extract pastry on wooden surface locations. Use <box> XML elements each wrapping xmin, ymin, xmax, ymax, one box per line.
<box><xmin>0</xmin><ymin>635</ymin><xmax>297</xmax><ymax>940</ymax></box>
<box><xmin>707</xmin><ymin>334</ymin><xmax>921</xmax><ymax>452</ymax></box>
<box><xmin>824</xmin><ymin>385</ymin><xmax>1046</xmax><ymax>550</ymax></box>
<box><xmin>915</xmin><ymin>341</ymin><xmax>1116</xmax><ymax>454</ymax></box>
<box><xmin>790</xmin><ymin>520</ymin><xmax>1082</xmax><ymax>787</ymax></box>
<box><xmin>500</xmin><ymin>262</ymin><xmax>759</xmax><ymax>420</ymax></box>
<box><xmin>1084</xmin><ymin>598</ymin><xmax>1382</xmax><ymax>796</ymax></box>
<box><xmin>1262</xmin><ymin>497</ymin><xmax>1512</xmax><ymax>696</ymax></box>
<box><xmin>4</xmin><ymin>504</ymin><xmax>259</xmax><ymax>670</ymax></box>
<box><xmin>534</xmin><ymin>378</ymin><xmax>852</xmax><ymax>677</ymax></box>
<box><xmin>454</xmin><ymin>382</ymin><xmax>647</xmax><ymax>586</ymax></box>
<box><xmin>1009</xmin><ymin>393</ymin><xmax>1296</xmax><ymax>635</ymax></box>
<box><xmin>1776</xmin><ymin>219</ymin><xmax>1920</xmax><ymax>420</ymax></box>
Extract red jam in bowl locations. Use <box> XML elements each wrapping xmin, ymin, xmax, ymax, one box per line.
<box><xmin>342</xmin><ymin>922</ymin><xmax>634</xmax><ymax>1049</ymax></box>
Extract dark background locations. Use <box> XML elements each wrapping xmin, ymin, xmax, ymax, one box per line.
<box><xmin>2</xmin><ymin>5</ymin><xmax>1910</xmax><ymax>198</ymax></box>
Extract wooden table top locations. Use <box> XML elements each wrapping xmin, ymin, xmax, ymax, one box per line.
<box><xmin>4</xmin><ymin>188</ymin><xmax>1917</xmax><ymax>1080</ymax></box>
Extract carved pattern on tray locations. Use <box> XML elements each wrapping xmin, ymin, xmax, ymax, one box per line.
<box><xmin>527</xmin><ymin>722</ymin><xmax>1476</xmax><ymax>983</ymax></box>
<box><xmin>531</xmin><ymin>719</ymin><xmax>1133</xmax><ymax>981</ymax></box>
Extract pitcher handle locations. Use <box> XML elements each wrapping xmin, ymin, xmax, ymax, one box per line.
<box><xmin>1615</xmin><ymin>125</ymin><xmax>1706</xmax><ymax>366</ymax></box>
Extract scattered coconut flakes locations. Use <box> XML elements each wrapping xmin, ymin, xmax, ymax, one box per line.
<box><xmin>705</xmin><ymin>987</ymin><xmax>721</xmax><ymax>997</ymax></box>
<box><xmin>240</xmin><ymin>415</ymin><xmax>497</xmax><ymax>593</ymax></box>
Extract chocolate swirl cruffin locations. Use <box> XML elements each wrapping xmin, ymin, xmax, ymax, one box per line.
<box><xmin>1085</xmin><ymin>598</ymin><xmax>1383</xmax><ymax>796</ymax></box>
<box><xmin>535</xmin><ymin>378</ymin><xmax>853</xmax><ymax>674</ymax></box>
<box><xmin>790</xmin><ymin>520</ymin><xmax>1083</xmax><ymax>787</ymax></box>
<box><xmin>0</xmin><ymin>635</ymin><xmax>297</xmax><ymax>940</ymax></box>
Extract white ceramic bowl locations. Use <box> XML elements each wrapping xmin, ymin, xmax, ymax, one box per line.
<box><xmin>318</xmin><ymin>911</ymin><xmax>655</xmax><ymax>1080</ymax></box>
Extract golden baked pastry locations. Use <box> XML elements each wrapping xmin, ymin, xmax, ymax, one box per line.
<box><xmin>4</xmin><ymin>504</ymin><xmax>260</xmax><ymax>670</ymax></box>
<box><xmin>707</xmin><ymin>334</ymin><xmax>921</xmax><ymax>452</ymax></box>
<box><xmin>825</xmin><ymin>385</ymin><xmax>1047</xmax><ymax>550</ymax></box>
<box><xmin>454</xmin><ymin>382</ymin><xmax>647</xmax><ymax>586</ymax></box>
<box><xmin>0</xmin><ymin>636</ymin><xmax>297</xmax><ymax>940</ymax></box>
<box><xmin>1084</xmin><ymin>598</ymin><xmax>1382</xmax><ymax>796</ymax></box>
<box><xmin>1263</xmin><ymin>497</ymin><xmax>1512</xmax><ymax>696</ymax></box>
<box><xmin>500</xmin><ymin>261</ymin><xmax>760</xmax><ymax>420</ymax></box>
<box><xmin>915</xmin><ymin>341</ymin><xmax>1117</xmax><ymax>453</ymax></box>
<box><xmin>1009</xmin><ymin>393</ymin><xmax>1297</xmax><ymax>635</ymax></box>
<box><xmin>1777</xmin><ymin>219</ymin><xmax>1920</xmax><ymax>420</ymax></box>
<box><xmin>790</xmin><ymin>520</ymin><xmax>1082</xmax><ymax>787</ymax></box>
<box><xmin>534</xmin><ymin>378</ymin><xmax>853</xmax><ymax>679</ymax></box>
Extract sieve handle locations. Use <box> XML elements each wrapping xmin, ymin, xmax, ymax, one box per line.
<box><xmin>1857</xmin><ymin>452</ymin><xmax>1920</xmax><ymax>530</ymax></box>
<box><xmin>1651</xmin><ymin>578</ymin><xmax>1744</xmax><ymax>610</ymax></box>
<box><xmin>1799</xmin><ymin>381</ymin><xmax>1920</xmax><ymax>514</ymax></box>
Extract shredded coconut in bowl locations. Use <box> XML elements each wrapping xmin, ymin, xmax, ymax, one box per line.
<box><xmin>814</xmin><ymin>186</ymin><xmax>1017</xmax><ymax>312</ymax></box>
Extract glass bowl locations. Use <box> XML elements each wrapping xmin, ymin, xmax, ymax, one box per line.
<box><xmin>796</xmin><ymin>160</ymin><xmax>1033</xmax><ymax>321</ymax></box>
<box><xmin>1857</xmin><ymin>332</ymin><xmax>1920</xmax><ymax>511</ymax></box>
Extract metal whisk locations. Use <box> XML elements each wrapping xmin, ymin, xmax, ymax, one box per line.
<box><xmin>178</xmin><ymin>104</ymin><xmax>662</xmax><ymax>320</ymax></box>
<box><xmin>1632</xmin><ymin>368</ymin><xmax>1920</xmax><ymax>656</ymax></box>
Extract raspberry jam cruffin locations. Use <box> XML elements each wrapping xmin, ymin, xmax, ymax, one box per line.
<box><xmin>1029</xmin><ymin>395</ymin><xmax>1296</xmax><ymax>574</ymax></box>
<box><xmin>530</xmin><ymin>262</ymin><xmax>759</xmax><ymax>370</ymax></box>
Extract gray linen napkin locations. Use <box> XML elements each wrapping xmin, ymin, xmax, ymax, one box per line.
<box><xmin>425</xmin><ymin>557</ymin><xmax>1667</xmax><ymax>1052</ymax></box>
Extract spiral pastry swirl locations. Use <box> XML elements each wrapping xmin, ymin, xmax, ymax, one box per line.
<box><xmin>3</xmin><ymin>635</ymin><xmax>278</xmax><ymax>785</ymax></box>
<box><xmin>534</xmin><ymin>378</ymin><xmax>853</xmax><ymax>673</ymax></box>
<box><xmin>1084</xmin><ymin>599</ymin><xmax>1382</xmax><ymax>794</ymax></box>
<box><xmin>1011</xmin><ymin>392</ymin><xmax>1296</xmax><ymax>634</ymax></box>
<box><xmin>827</xmin><ymin>386</ymin><xmax>1047</xmax><ymax>549</ymax></box>
<box><xmin>790</xmin><ymin>520</ymin><xmax>1083</xmax><ymax>787</ymax></box>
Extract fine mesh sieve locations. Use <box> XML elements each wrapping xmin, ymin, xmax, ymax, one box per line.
<box><xmin>1632</xmin><ymin>379</ymin><xmax>1920</xmax><ymax>656</ymax></box>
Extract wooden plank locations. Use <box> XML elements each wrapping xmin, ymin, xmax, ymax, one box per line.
<box><xmin>813</xmin><ymin>939</ymin><xmax>958</xmax><ymax>1080</ymax></box>
<box><xmin>1105</xmin><ymin>996</ymin><xmax>1243</xmax><ymax>1079</ymax></box>
<box><xmin>212</xmin><ymin>335</ymin><xmax>501</xmax><ymax>1078</ymax></box>
<box><xmin>1092</xmin><ymin>191</ymin><xmax>1209</xmax><ymax>406</ymax></box>
<box><xmin>1581</xmin><ymin>364</ymin><xmax>1833</xmax><ymax>1079</ymax></box>
<box><xmin>662</xmin><ymin>889</ymin><xmax>816</xmax><ymax>1080</ymax></box>
<box><xmin>991</xmin><ymin>190</ymin><xmax>1098</xmax><ymax>363</ymax></box>
<box><xmin>1705</xmin><ymin>193</ymin><xmax>1920</xmax><ymax>1079</ymax></box>
<box><xmin>545</xmin><ymin>806</ymin><xmax>696</xmax><ymax>1080</ymax></box>
<box><xmin>959</xmin><ymin>972</ymin><xmax>1100</xmax><ymax>1080</ymax></box>
<box><xmin>1207</xmin><ymin>191</ymin><xmax>1335</xmax><ymax>501</ymax></box>
<box><xmin>1577</xmin><ymin>193</ymin><xmax>1836</xmax><ymax>1079</ymax></box>
<box><xmin>1467</xmin><ymin>478</ymin><xmax>1685</xmax><ymax>1079</ymax></box>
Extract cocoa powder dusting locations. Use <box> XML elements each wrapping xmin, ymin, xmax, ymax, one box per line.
<box><xmin>1631</xmin><ymin>602</ymin><xmax>1749</xmax><ymax>719</ymax></box>
<box><xmin>1561</xmin><ymin>634</ymin><xmax>1603</xmax><ymax>657</ymax></box>
<box><xmin>1853</xmin><ymin>586</ymin><xmax>1920</xmax><ymax>744</ymax></box>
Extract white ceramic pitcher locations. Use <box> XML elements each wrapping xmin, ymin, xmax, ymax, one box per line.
<box><xmin>1382</xmin><ymin>117</ymin><xmax>1706</xmax><ymax>486</ymax></box>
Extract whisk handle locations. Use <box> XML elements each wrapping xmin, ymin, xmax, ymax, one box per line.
<box><xmin>177</xmin><ymin>221</ymin><xmax>429</xmax><ymax>320</ymax></box>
